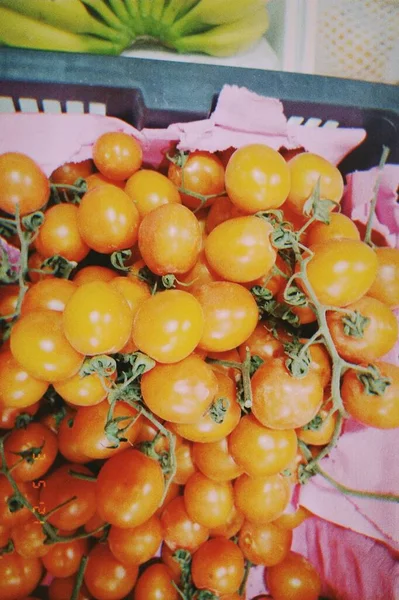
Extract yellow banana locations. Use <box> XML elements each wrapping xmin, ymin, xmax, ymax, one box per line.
<box><xmin>123</xmin><ymin>0</ymin><xmax>145</xmax><ymax>35</ymax></box>
<box><xmin>0</xmin><ymin>0</ymin><xmax>126</xmax><ymax>42</ymax></box>
<box><xmin>161</xmin><ymin>0</ymin><xmax>200</xmax><ymax>28</ymax></box>
<box><xmin>169</xmin><ymin>0</ymin><xmax>267</xmax><ymax>37</ymax></box>
<box><xmin>0</xmin><ymin>6</ymin><xmax>124</xmax><ymax>54</ymax></box>
<box><xmin>171</xmin><ymin>7</ymin><xmax>269</xmax><ymax>57</ymax></box>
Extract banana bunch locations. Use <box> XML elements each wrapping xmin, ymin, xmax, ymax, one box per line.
<box><xmin>0</xmin><ymin>0</ymin><xmax>269</xmax><ymax>57</ymax></box>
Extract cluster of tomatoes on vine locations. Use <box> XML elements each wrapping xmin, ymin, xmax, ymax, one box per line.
<box><xmin>0</xmin><ymin>130</ymin><xmax>398</xmax><ymax>600</ymax></box>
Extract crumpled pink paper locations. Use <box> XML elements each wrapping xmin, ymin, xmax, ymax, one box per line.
<box><xmin>0</xmin><ymin>84</ymin><xmax>398</xmax><ymax>599</ymax></box>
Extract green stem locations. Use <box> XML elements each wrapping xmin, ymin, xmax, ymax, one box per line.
<box><xmin>239</xmin><ymin>559</ymin><xmax>253</xmax><ymax>595</ymax></box>
<box><xmin>317</xmin><ymin>466</ymin><xmax>399</xmax><ymax>503</ymax></box>
<box><xmin>43</xmin><ymin>496</ymin><xmax>78</xmax><ymax>521</ymax></box>
<box><xmin>364</xmin><ymin>146</ymin><xmax>390</xmax><ymax>246</ymax></box>
<box><xmin>68</xmin><ymin>470</ymin><xmax>97</xmax><ymax>482</ymax></box>
<box><xmin>71</xmin><ymin>554</ymin><xmax>88</xmax><ymax>600</ymax></box>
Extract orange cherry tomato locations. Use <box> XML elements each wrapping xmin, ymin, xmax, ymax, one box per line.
<box><xmin>85</xmin><ymin>172</ymin><xmax>126</xmax><ymax>191</ymax></box>
<box><xmin>176</xmin><ymin>249</ymin><xmax>220</xmax><ymax>292</ymax></box>
<box><xmin>251</xmin><ymin>358</ymin><xmax>323</xmax><ymax>429</ymax></box>
<box><xmin>192</xmin><ymin>436</ymin><xmax>244</xmax><ymax>482</ymax></box>
<box><xmin>11</xmin><ymin>516</ymin><xmax>50</xmax><ymax>559</ymax></box>
<box><xmin>54</xmin><ymin>369</ymin><xmax>115</xmax><ymax>407</ymax></box>
<box><xmin>109</xmin><ymin>276</ymin><xmax>150</xmax><ymax>317</ymax></box>
<box><xmin>78</xmin><ymin>185</ymin><xmax>140</xmax><ymax>253</ymax></box>
<box><xmin>194</xmin><ymin>281</ymin><xmax>259</xmax><ymax>352</ymax></box>
<box><xmin>273</xmin><ymin>506</ymin><xmax>313</xmax><ymax>530</ymax></box>
<box><xmin>225</xmin><ymin>144</ymin><xmax>290</xmax><ymax>213</ymax></box>
<box><xmin>134</xmin><ymin>562</ymin><xmax>179</xmax><ymax>600</ymax></box>
<box><xmin>10</xmin><ymin>310</ymin><xmax>84</xmax><ymax>382</ymax></box>
<box><xmin>160</xmin><ymin>496</ymin><xmax>209</xmax><ymax>552</ymax></box>
<box><xmin>266</xmin><ymin>551</ymin><xmax>322</xmax><ymax>600</ymax></box>
<box><xmin>0</xmin><ymin>284</ymin><xmax>19</xmax><ymax>320</ymax></box>
<box><xmin>184</xmin><ymin>471</ymin><xmax>234</xmax><ymax>528</ymax></box>
<box><xmin>63</xmin><ymin>281</ymin><xmax>132</xmax><ymax>355</ymax></box>
<box><xmin>3</xmin><ymin>422</ymin><xmax>58</xmax><ymax>482</ymax></box>
<box><xmin>191</xmin><ymin>537</ymin><xmax>245</xmax><ymax>596</ymax></box>
<box><xmin>0</xmin><ymin>551</ymin><xmax>43</xmax><ymax>600</ymax></box>
<box><xmin>48</xmin><ymin>575</ymin><xmax>91</xmax><ymax>600</ymax></box>
<box><xmin>327</xmin><ymin>296</ymin><xmax>398</xmax><ymax>363</ymax></box>
<box><xmin>0</xmin><ymin>152</ymin><xmax>50</xmax><ymax>216</ymax></box>
<box><xmin>96</xmin><ymin>449</ymin><xmax>165</xmax><ymax>528</ymax></box>
<box><xmin>229</xmin><ymin>414</ymin><xmax>298</xmax><ymax>477</ymax></box>
<box><xmin>174</xmin><ymin>440</ymin><xmax>197</xmax><ymax>485</ymax></box>
<box><xmin>286</xmin><ymin>152</ymin><xmax>344</xmax><ymax>215</ymax></box>
<box><xmin>238</xmin><ymin>322</ymin><xmax>284</xmax><ymax>362</ymax></box>
<box><xmin>209</xmin><ymin>504</ymin><xmax>245</xmax><ymax>539</ymax></box>
<box><xmin>0</xmin><ymin>476</ymin><xmax>39</xmax><ymax>529</ymax></box>
<box><xmin>0</xmin><ymin>350</ymin><xmax>49</xmax><ymax>409</ymax></box>
<box><xmin>168</xmin><ymin>150</ymin><xmax>225</xmax><ymax>210</ymax></box>
<box><xmin>132</xmin><ymin>290</ymin><xmax>204</xmax><ymax>364</ymax></box>
<box><xmin>234</xmin><ymin>473</ymin><xmax>291</xmax><ymax>524</ymax></box>
<box><xmin>93</xmin><ymin>131</ymin><xmax>143</xmax><ymax>181</ymax></box>
<box><xmin>205</xmin><ymin>216</ymin><xmax>276</xmax><ymax>283</ymax></box>
<box><xmin>43</xmin><ymin>537</ymin><xmax>88</xmax><ymax>578</ymax></box>
<box><xmin>238</xmin><ymin>520</ymin><xmax>292</xmax><ymax>566</ymax></box>
<box><xmin>21</xmin><ymin>278</ymin><xmax>76</xmax><ymax>315</ymax></box>
<box><xmin>108</xmin><ymin>514</ymin><xmax>163</xmax><ymax>565</ymax></box>
<box><xmin>125</xmin><ymin>168</ymin><xmax>181</xmax><ymax>217</ymax></box>
<box><xmin>172</xmin><ymin>371</ymin><xmax>241</xmax><ymax>442</ymax></box>
<box><xmin>305</xmin><ymin>212</ymin><xmax>360</xmax><ymax>245</ymax></box>
<box><xmin>297</xmin><ymin>405</ymin><xmax>337</xmax><ymax>446</ymax></box>
<box><xmin>141</xmin><ymin>354</ymin><xmax>218</xmax><ymax>424</ymax></box>
<box><xmin>51</xmin><ymin>159</ymin><xmax>93</xmax><ymax>185</ymax></box>
<box><xmin>0</xmin><ymin>403</ymin><xmax>39</xmax><ymax>430</ymax></box>
<box><xmin>138</xmin><ymin>203</ymin><xmax>201</xmax><ymax>275</ymax></box>
<box><xmin>367</xmin><ymin>247</ymin><xmax>399</xmax><ymax>308</ymax></box>
<box><xmin>27</xmin><ymin>253</ymin><xmax>54</xmax><ymax>283</ymax></box>
<box><xmin>341</xmin><ymin>361</ymin><xmax>399</xmax><ymax>429</ymax></box>
<box><xmin>304</xmin><ymin>239</ymin><xmax>378</xmax><ymax>307</ymax></box>
<box><xmin>72</xmin><ymin>264</ymin><xmax>118</xmax><ymax>285</ymax></box>
<box><xmin>35</xmin><ymin>203</ymin><xmax>90</xmax><ymax>262</ymax></box>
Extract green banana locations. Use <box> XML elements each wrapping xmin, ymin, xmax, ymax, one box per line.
<box><xmin>0</xmin><ymin>6</ymin><xmax>124</xmax><ymax>53</ymax></box>
<box><xmin>161</xmin><ymin>0</ymin><xmax>200</xmax><ymax>28</ymax></box>
<box><xmin>151</xmin><ymin>0</ymin><xmax>166</xmax><ymax>24</ymax></box>
<box><xmin>0</xmin><ymin>0</ymin><xmax>122</xmax><ymax>41</ymax></box>
<box><xmin>171</xmin><ymin>7</ymin><xmax>269</xmax><ymax>57</ymax></box>
<box><xmin>79</xmin><ymin>0</ymin><xmax>129</xmax><ymax>33</ymax></box>
<box><xmin>169</xmin><ymin>0</ymin><xmax>267</xmax><ymax>37</ymax></box>
<box><xmin>108</xmin><ymin>0</ymin><xmax>131</xmax><ymax>23</ymax></box>
<box><xmin>123</xmin><ymin>0</ymin><xmax>145</xmax><ymax>35</ymax></box>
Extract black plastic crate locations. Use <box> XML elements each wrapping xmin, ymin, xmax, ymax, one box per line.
<box><xmin>0</xmin><ymin>47</ymin><xmax>398</xmax><ymax>176</ymax></box>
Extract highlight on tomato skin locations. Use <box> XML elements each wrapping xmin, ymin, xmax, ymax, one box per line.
<box><xmin>1</xmin><ymin>135</ymin><xmax>398</xmax><ymax>600</ymax></box>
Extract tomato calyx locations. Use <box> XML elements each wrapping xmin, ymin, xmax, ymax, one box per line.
<box><xmin>170</xmin><ymin>549</ymin><xmax>220</xmax><ymax>600</ymax></box>
<box><xmin>110</xmin><ymin>249</ymin><xmax>132</xmax><ymax>272</ymax></box>
<box><xmin>50</xmin><ymin>176</ymin><xmax>87</xmax><ymax>206</ymax></box>
<box><xmin>357</xmin><ymin>366</ymin><xmax>392</xmax><ymax>396</ymax></box>
<box><xmin>0</xmin><ymin>538</ymin><xmax>14</xmax><ymax>556</ymax></box>
<box><xmin>205</xmin><ymin>397</ymin><xmax>230</xmax><ymax>424</ymax></box>
<box><xmin>251</xmin><ymin>286</ymin><xmax>301</xmax><ymax>329</ymax></box>
<box><xmin>10</xmin><ymin>442</ymin><xmax>45</xmax><ymax>466</ymax></box>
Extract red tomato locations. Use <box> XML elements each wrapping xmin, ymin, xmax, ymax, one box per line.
<box><xmin>286</xmin><ymin>152</ymin><xmax>344</xmax><ymax>215</ymax></box>
<box><xmin>84</xmin><ymin>543</ymin><xmax>138</xmax><ymax>600</ymax></box>
<box><xmin>229</xmin><ymin>414</ymin><xmax>298</xmax><ymax>477</ymax></box>
<box><xmin>266</xmin><ymin>551</ymin><xmax>322</xmax><ymax>600</ymax></box>
<box><xmin>327</xmin><ymin>296</ymin><xmax>398</xmax><ymax>363</ymax></box>
<box><xmin>141</xmin><ymin>354</ymin><xmax>218</xmax><ymax>424</ymax></box>
<box><xmin>0</xmin><ymin>350</ymin><xmax>49</xmax><ymax>409</ymax></box>
<box><xmin>35</xmin><ymin>203</ymin><xmax>90</xmax><ymax>262</ymax></box>
<box><xmin>194</xmin><ymin>282</ymin><xmax>259</xmax><ymax>352</ymax></box>
<box><xmin>93</xmin><ymin>131</ymin><xmax>142</xmax><ymax>181</ymax></box>
<box><xmin>0</xmin><ymin>403</ymin><xmax>39</xmax><ymax>430</ymax></box>
<box><xmin>11</xmin><ymin>516</ymin><xmax>49</xmax><ymax>559</ymax></box>
<box><xmin>40</xmin><ymin>463</ymin><xmax>97</xmax><ymax>530</ymax></box>
<box><xmin>191</xmin><ymin>537</ymin><xmax>245</xmax><ymax>596</ymax></box>
<box><xmin>168</xmin><ymin>150</ymin><xmax>225</xmax><ymax>210</ymax></box>
<box><xmin>132</xmin><ymin>290</ymin><xmax>204</xmax><ymax>364</ymax></box>
<box><xmin>108</xmin><ymin>514</ymin><xmax>162</xmax><ymax>565</ymax></box>
<box><xmin>205</xmin><ymin>216</ymin><xmax>276</xmax><ymax>283</ymax></box>
<box><xmin>174</xmin><ymin>440</ymin><xmax>197</xmax><ymax>486</ymax></box>
<box><xmin>160</xmin><ymin>496</ymin><xmax>209</xmax><ymax>552</ymax></box>
<box><xmin>225</xmin><ymin>144</ymin><xmax>290</xmax><ymax>213</ymax></box>
<box><xmin>42</xmin><ymin>537</ymin><xmax>88</xmax><ymax>578</ymax></box>
<box><xmin>251</xmin><ymin>358</ymin><xmax>323</xmax><ymax>429</ymax></box>
<box><xmin>134</xmin><ymin>562</ymin><xmax>179</xmax><ymax>600</ymax></box>
<box><xmin>125</xmin><ymin>168</ymin><xmax>181</xmax><ymax>217</ymax></box>
<box><xmin>10</xmin><ymin>310</ymin><xmax>84</xmax><ymax>382</ymax></box>
<box><xmin>63</xmin><ymin>281</ymin><xmax>132</xmax><ymax>355</ymax></box>
<box><xmin>172</xmin><ymin>371</ymin><xmax>241</xmax><ymax>442</ymax></box>
<box><xmin>304</xmin><ymin>239</ymin><xmax>378</xmax><ymax>307</ymax></box>
<box><xmin>0</xmin><ymin>152</ymin><xmax>50</xmax><ymax>216</ymax></box>
<box><xmin>48</xmin><ymin>575</ymin><xmax>91</xmax><ymax>600</ymax></box>
<box><xmin>367</xmin><ymin>247</ymin><xmax>399</xmax><ymax>308</ymax></box>
<box><xmin>57</xmin><ymin>414</ymin><xmax>91</xmax><ymax>464</ymax></box>
<box><xmin>78</xmin><ymin>185</ymin><xmax>140</xmax><ymax>253</ymax></box>
<box><xmin>3</xmin><ymin>422</ymin><xmax>58</xmax><ymax>482</ymax></box>
<box><xmin>238</xmin><ymin>520</ymin><xmax>292</xmax><ymax>566</ymax></box>
<box><xmin>21</xmin><ymin>278</ymin><xmax>77</xmax><ymax>315</ymax></box>
<box><xmin>0</xmin><ymin>476</ymin><xmax>39</xmax><ymax>529</ymax></box>
<box><xmin>0</xmin><ymin>551</ymin><xmax>42</xmax><ymax>600</ymax></box>
<box><xmin>138</xmin><ymin>203</ymin><xmax>201</xmax><ymax>275</ymax></box>
<box><xmin>341</xmin><ymin>361</ymin><xmax>399</xmax><ymax>429</ymax></box>
<box><xmin>234</xmin><ymin>473</ymin><xmax>291</xmax><ymax>524</ymax></box>
<box><xmin>96</xmin><ymin>449</ymin><xmax>165</xmax><ymax>528</ymax></box>
<box><xmin>192</xmin><ymin>437</ymin><xmax>244</xmax><ymax>482</ymax></box>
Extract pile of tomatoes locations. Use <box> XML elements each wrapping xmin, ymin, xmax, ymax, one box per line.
<box><xmin>0</xmin><ymin>130</ymin><xmax>398</xmax><ymax>600</ymax></box>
